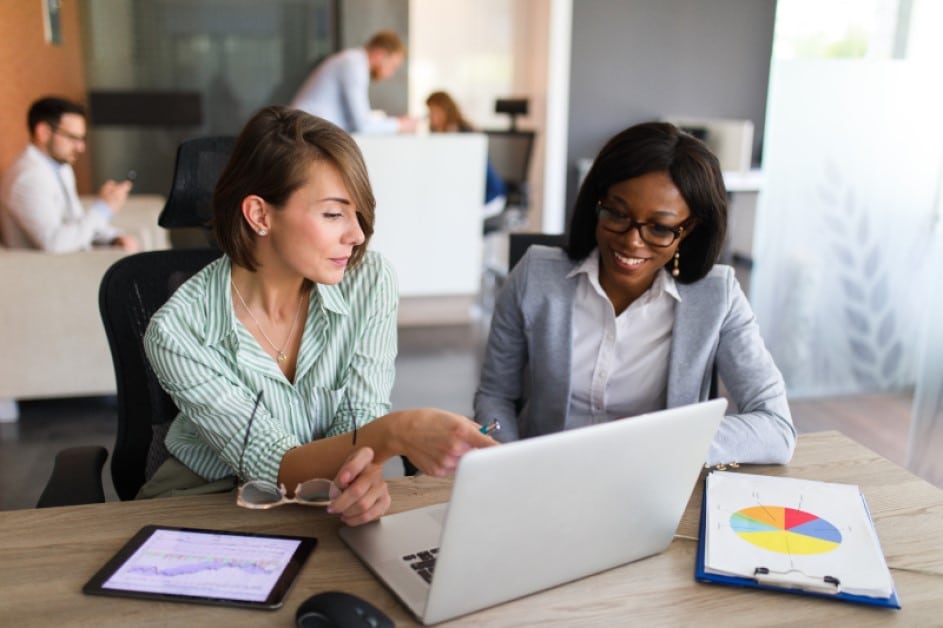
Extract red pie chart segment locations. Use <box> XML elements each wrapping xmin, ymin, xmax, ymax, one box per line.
<box><xmin>784</xmin><ymin>507</ymin><xmax>818</xmax><ymax>528</ymax></box>
<box><xmin>731</xmin><ymin>506</ymin><xmax>842</xmax><ymax>554</ymax></box>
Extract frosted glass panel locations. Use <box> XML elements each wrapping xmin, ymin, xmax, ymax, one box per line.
<box><xmin>908</xmin><ymin>225</ymin><xmax>943</xmax><ymax>485</ymax></box>
<box><xmin>751</xmin><ymin>60</ymin><xmax>943</xmax><ymax>398</ymax></box>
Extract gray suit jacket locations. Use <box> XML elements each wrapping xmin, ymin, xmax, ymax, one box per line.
<box><xmin>474</xmin><ymin>246</ymin><xmax>796</xmax><ymax>466</ymax></box>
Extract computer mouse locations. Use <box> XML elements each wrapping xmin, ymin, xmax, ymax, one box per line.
<box><xmin>296</xmin><ymin>591</ymin><xmax>394</xmax><ymax>628</ymax></box>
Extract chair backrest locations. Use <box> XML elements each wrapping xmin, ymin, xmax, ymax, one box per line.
<box><xmin>509</xmin><ymin>232</ymin><xmax>567</xmax><ymax>271</ymax></box>
<box><xmin>157</xmin><ymin>136</ymin><xmax>236</xmax><ymax>229</ymax></box>
<box><xmin>483</xmin><ymin>130</ymin><xmax>536</xmax><ymax>208</ymax></box>
<box><xmin>99</xmin><ymin>248</ymin><xmax>222</xmax><ymax>500</ymax></box>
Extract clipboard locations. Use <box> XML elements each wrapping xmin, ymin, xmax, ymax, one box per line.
<box><xmin>694</xmin><ymin>472</ymin><xmax>901</xmax><ymax>609</ymax></box>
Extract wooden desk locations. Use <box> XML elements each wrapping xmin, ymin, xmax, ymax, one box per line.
<box><xmin>2</xmin><ymin>432</ymin><xmax>941</xmax><ymax>626</ymax></box>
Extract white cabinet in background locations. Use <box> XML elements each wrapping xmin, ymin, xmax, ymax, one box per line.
<box><xmin>355</xmin><ymin>133</ymin><xmax>486</xmax><ymax>301</ymax></box>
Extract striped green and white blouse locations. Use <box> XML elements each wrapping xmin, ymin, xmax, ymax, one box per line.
<box><xmin>143</xmin><ymin>251</ymin><xmax>398</xmax><ymax>484</ymax></box>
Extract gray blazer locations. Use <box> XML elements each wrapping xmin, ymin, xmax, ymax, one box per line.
<box><xmin>474</xmin><ymin>246</ymin><xmax>796</xmax><ymax>466</ymax></box>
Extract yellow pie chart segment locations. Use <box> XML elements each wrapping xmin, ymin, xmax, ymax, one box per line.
<box><xmin>730</xmin><ymin>506</ymin><xmax>842</xmax><ymax>555</ymax></box>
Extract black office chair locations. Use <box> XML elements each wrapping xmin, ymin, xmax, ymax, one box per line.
<box><xmin>482</xmin><ymin>130</ymin><xmax>536</xmax><ymax>234</ymax></box>
<box><xmin>158</xmin><ymin>136</ymin><xmax>235</xmax><ymax>246</ymax></box>
<box><xmin>37</xmin><ymin>249</ymin><xmax>222</xmax><ymax>507</ymax></box>
<box><xmin>37</xmin><ymin>136</ymin><xmax>234</xmax><ymax>508</ymax></box>
<box><xmin>508</xmin><ymin>232</ymin><xmax>567</xmax><ymax>270</ymax></box>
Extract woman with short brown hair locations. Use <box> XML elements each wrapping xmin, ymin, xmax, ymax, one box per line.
<box><xmin>143</xmin><ymin>107</ymin><xmax>495</xmax><ymax>524</ymax></box>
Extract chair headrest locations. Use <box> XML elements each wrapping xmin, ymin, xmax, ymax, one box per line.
<box><xmin>158</xmin><ymin>136</ymin><xmax>236</xmax><ymax>229</ymax></box>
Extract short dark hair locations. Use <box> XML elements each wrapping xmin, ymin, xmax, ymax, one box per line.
<box><xmin>365</xmin><ymin>30</ymin><xmax>406</xmax><ymax>55</ymax></box>
<box><xmin>567</xmin><ymin>121</ymin><xmax>727</xmax><ymax>283</ymax></box>
<box><xmin>27</xmin><ymin>96</ymin><xmax>86</xmax><ymax>135</ymax></box>
<box><xmin>212</xmin><ymin>106</ymin><xmax>375</xmax><ymax>272</ymax></box>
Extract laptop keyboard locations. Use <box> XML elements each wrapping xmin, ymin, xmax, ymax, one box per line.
<box><xmin>402</xmin><ymin>547</ymin><xmax>439</xmax><ymax>583</ymax></box>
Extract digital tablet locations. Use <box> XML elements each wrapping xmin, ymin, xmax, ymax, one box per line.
<box><xmin>83</xmin><ymin>525</ymin><xmax>317</xmax><ymax>610</ymax></box>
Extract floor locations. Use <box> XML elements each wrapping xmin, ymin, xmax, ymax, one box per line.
<box><xmin>788</xmin><ymin>392</ymin><xmax>915</xmax><ymax>469</ymax></box>
<box><xmin>0</xmin><ymin>320</ymin><xmax>925</xmax><ymax>511</ymax></box>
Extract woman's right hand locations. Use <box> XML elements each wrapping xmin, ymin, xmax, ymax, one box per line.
<box><xmin>391</xmin><ymin>408</ymin><xmax>497</xmax><ymax>477</ymax></box>
<box><xmin>328</xmin><ymin>446</ymin><xmax>391</xmax><ymax>526</ymax></box>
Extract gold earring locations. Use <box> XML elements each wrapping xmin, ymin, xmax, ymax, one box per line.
<box><xmin>672</xmin><ymin>251</ymin><xmax>680</xmax><ymax>277</ymax></box>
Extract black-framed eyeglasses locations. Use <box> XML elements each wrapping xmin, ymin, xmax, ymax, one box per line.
<box><xmin>595</xmin><ymin>202</ymin><xmax>685</xmax><ymax>247</ymax></box>
<box><xmin>50</xmin><ymin>125</ymin><xmax>86</xmax><ymax>144</ymax></box>
<box><xmin>236</xmin><ymin>390</ymin><xmax>340</xmax><ymax>509</ymax></box>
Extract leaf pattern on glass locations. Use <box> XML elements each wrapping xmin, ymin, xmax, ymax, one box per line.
<box><xmin>819</xmin><ymin>157</ymin><xmax>903</xmax><ymax>389</ymax></box>
<box><xmin>840</xmin><ymin>276</ymin><xmax>866</xmax><ymax>302</ymax></box>
<box><xmin>877</xmin><ymin>312</ymin><xmax>894</xmax><ymax>345</ymax></box>
<box><xmin>864</xmin><ymin>245</ymin><xmax>880</xmax><ymax>276</ymax></box>
<box><xmin>843</xmin><ymin>306</ymin><xmax>869</xmax><ymax>334</ymax></box>
<box><xmin>882</xmin><ymin>342</ymin><xmax>903</xmax><ymax>379</ymax></box>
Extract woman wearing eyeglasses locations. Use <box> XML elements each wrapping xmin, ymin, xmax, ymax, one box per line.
<box><xmin>141</xmin><ymin>107</ymin><xmax>495</xmax><ymax>525</ymax></box>
<box><xmin>474</xmin><ymin>121</ymin><xmax>795</xmax><ymax>466</ymax></box>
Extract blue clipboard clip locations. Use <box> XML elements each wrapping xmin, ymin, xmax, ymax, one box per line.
<box><xmin>754</xmin><ymin>567</ymin><xmax>841</xmax><ymax>595</ymax></box>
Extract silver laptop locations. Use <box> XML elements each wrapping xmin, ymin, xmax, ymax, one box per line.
<box><xmin>339</xmin><ymin>398</ymin><xmax>726</xmax><ymax>625</ymax></box>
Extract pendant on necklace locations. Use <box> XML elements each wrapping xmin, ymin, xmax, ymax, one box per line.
<box><xmin>277</xmin><ymin>352</ymin><xmax>288</xmax><ymax>362</ymax></box>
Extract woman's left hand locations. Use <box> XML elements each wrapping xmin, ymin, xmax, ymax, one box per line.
<box><xmin>327</xmin><ymin>446</ymin><xmax>391</xmax><ymax>526</ymax></box>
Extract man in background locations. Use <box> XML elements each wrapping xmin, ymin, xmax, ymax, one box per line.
<box><xmin>0</xmin><ymin>96</ymin><xmax>138</xmax><ymax>253</ymax></box>
<box><xmin>290</xmin><ymin>30</ymin><xmax>417</xmax><ymax>134</ymax></box>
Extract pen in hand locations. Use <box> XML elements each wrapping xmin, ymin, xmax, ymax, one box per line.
<box><xmin>479</xmin><ymin>419</ymin><xmax>501</xmax><ymax>435</ymax></box>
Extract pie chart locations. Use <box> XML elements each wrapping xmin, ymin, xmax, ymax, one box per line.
<box><xmin>730</xmin><ymin>506</ymin><xmax>842</xmax><ymax>555</ymax></box>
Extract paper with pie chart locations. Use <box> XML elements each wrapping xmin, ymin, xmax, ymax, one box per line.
<box><xmin>703</xmin><ymin>471</ymin><xmax>894</xmax><ymax>598</ymax></box>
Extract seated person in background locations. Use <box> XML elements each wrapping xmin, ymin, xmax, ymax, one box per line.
<box><xmin>426</xmin><ymin>90</ymin><xmax>507</xmax><ymax>218</ymax></box>
<box><xmin>291</xmin><ymin>30</ymin><xmax>416</xmax><ymax>134</ymax></box>
<box><xmin>142</xmin><ymin>107</ymin><xmax>495</xmax><ymax>525</ymax></box>
<box><xmin>0</xmin><ymin>96</ymin><xmax>138</xmax><ymax>252</ymax></box>
<box><xmin>474</xmin><ymin>121</ymin><xmax>795</xmax><ymax>467</ymax></box>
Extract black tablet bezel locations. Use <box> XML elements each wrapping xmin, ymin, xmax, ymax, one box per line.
<box><xmin>82</xmin><ymin>525</ymin><xmax>317</xmax><ymax>610</ymax></box>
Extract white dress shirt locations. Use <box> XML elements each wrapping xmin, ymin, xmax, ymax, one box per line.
<box><xmin>0</xmin><ymin>144</ymin><xmax>119</xmax><ymax>252</ymax></box>
<box><xmin>290</xmin><ymin>47</ymin><xmax>398</xmax><ymax>134</ymax></box>
<box><xmin>566</xmin><ymin>250</ymin><xmax>680</xmax><ymax>427</ymax></box>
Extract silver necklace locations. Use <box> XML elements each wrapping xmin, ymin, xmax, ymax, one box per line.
<box><xmin>231</xmin><ymin>279</ymin><xmax>306</xmax><ymax>363</ymax></box>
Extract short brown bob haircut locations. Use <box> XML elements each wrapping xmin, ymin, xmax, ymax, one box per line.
<box><xmin>213</xmin><ymin>106</ymin><xmax>375</xmax><ymax>272</ymax></box>
<box><xmin>568</xmin><ymin>121</ymin><xmax>728</xmax><ymax>283</ymax></box>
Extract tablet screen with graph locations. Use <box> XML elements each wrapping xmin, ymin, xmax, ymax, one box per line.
<box><xmin>83</xmin><ymin>525</ymin><xmax>317</xmax><ymax>610</ymax></box>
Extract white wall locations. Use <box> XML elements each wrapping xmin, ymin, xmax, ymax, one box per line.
<box><xmin>409</xmin><ymin>0</ymin><xmax>523</xmax><ymax>129</ymax></box>
<box><xmin>408</xmin><ymin>0</ymin><xmax>565</xmax><ymax>231</ymax></box>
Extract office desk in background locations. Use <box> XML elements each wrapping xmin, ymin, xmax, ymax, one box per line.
<box><xmin>1</xmin><ymin>432</ymin><xmax>940</xmax><ymax>626</ymax></box>
<box><xmin>0</xmin><ymin>195</ymin><xmax>169</xmax><ymax>420</ymax></box>
<box><xmin>354</xmin><ymin>133</ymin><xmax>487</xmax><ymax>326</ymax></box>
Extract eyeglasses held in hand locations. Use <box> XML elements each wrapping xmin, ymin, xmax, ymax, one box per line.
<box><xmin>236</xmin><ymin>390</ymin><xmax>340</xmax><ymax>509</ymax></box>
<box><xmin>237</xmin><ymin>477</ymin><xmax>341</xmax><ymax>509</ymax></box>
